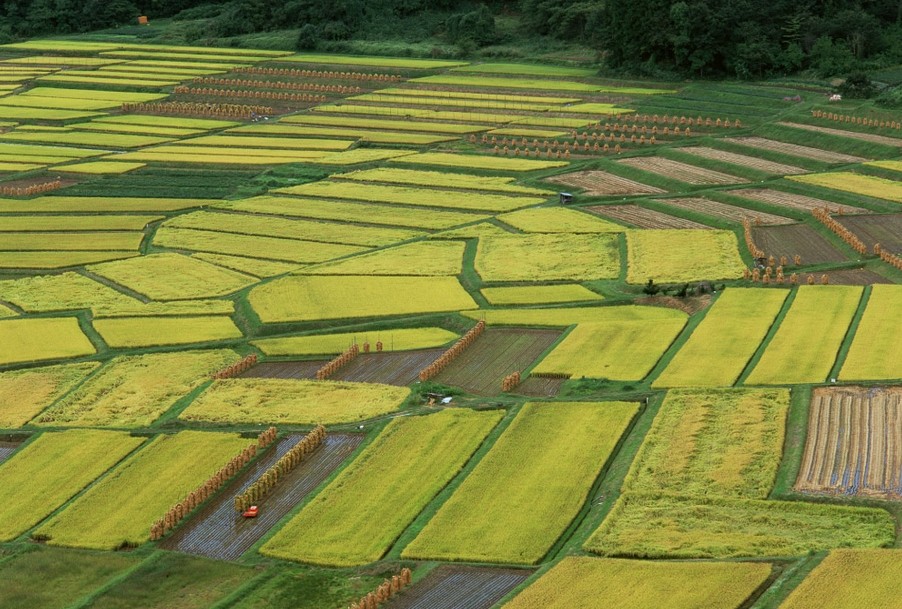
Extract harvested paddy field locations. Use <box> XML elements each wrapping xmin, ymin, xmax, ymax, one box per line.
<box><xmin>0</xmin><ymin>439</ymin><xmax>22</xmax><ymax>462</ymax></box>
<box><xmin>751</xmin><ymin>224</ymin><xmax>847</xmax><ymax>263</ymax></box>
<box><xmin>384</xmin><ymin>566</ymin><xmax>531</xmax><ymax>609</ymax></box>
<box><xmin>433</xmin><ymin>328</ymin><xmax>563</xmax><ymax>395</ymax></box>
<box><xmin>587</xmin><ymin>204</ymin><xmax>710</xmax><ymax>229</ymax></box>
<box><xmin>658</xmin><ymin>197</ymin><xmax>794</xmax><ymax>225</ymax></box>
<box><xmin>836</xmin><ymin>213</ymin><xmax>902</xmax><ymax>254</ymax></box>
<box><xmin>617</xmin><ymin>157</ymin><xmax>748</xmax><ymax>185</ymax></box>
<box><xmin>330</xmin><ymin>348</ymin><xmax>446</xmax><ymax>385</ymax></box>
<box><xmin>777</xmin><ymin>122</ymin><xmax>902</xmax><ymax>147</ymax></box>
<box><xmin>675</xmin><ymin>146</ymin><xmax>808</xmax><ymax>175</ymax></box>
<box><xmin>543</xmin><ymin>170</ymin><xmax>665</xmax><ymax>196</ymax></box>
<box><xmin>722</xmin><ymin>136</ymin><xmax>867</xmax><ymax>163</ymax></box>
<box><xmin>821</xmin><ymin>268</ymin><xmax>892</xmax><ymax>285</ymax></box>
<box><xmin>160</xmin><ymin>433</ymin><xmax>363</xmax><ymax>561</ymax></box>
<box><xmin>730</xmin><ymin>188</ymin><xmax>872</xmax><ymax>214</ymax></box>
<box><xmin>239</xmin><ymin>360</ymin><xmax>326</xmax><ymax>380</ymax></box>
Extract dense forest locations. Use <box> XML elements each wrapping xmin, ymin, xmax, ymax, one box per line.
<box><xmin>1</xmin><ymin>0</ymin><xmax>901</xmax><ymax>79</ymax></box>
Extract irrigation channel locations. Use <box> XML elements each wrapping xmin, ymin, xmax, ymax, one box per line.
<box><xmin>385</xmin><ymin>565</ymin><xmax>532</xmax><ymax>609</ymax></box>
<box><xmin>161</xmin><ymin>433</ymin><xmax>363</xmax><ymax>560</ymax></box>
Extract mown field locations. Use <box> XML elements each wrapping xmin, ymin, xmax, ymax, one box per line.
<box><xmin>0</xmin><ymin>40</ymin><xmax>900</xmax><ymax>609</ymax></box>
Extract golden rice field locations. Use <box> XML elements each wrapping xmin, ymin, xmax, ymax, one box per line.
<box><xmin>788</xmin><ymin>172</ymin><xmax>902</xmax><ymax>203</ymax></box>
<box><xmin>586</xmin><ymin>492</ymin><xmax>894</xmax><ymax>559</ymax></box>
<box><xmin>260</xmin><ymin>409</ymin><xmax>502</xmax><ymax>566</ymax></box>
<box><xmin>497</xmin><ymin>207</ymin><xmax>624</xmax><ymax>233</ymax></box>
<box><xmin>93</xmin><ymin>316</ymin><xmax>243</xmax><ymax>348</ymax></box>
<box><xmin>502</xmin><ymin>557</ymin><xmax>771</xmax><ymax>609</ymax></box>
<box><xmin>412</xmin><ymin>74</ymin><xmax>607</xmax><ymax>92</ymax></box>
<box><xmin>305</xmin><ymin>148</ymin><xmax>419</xmax><ymax>165</ymax></box>
<box><xmin>0</xmin><ymin>317</ymin><xmax>95</xmax><ymax>366</ymax></box>
<box><xmin>480</xmin><ymin>284</ymin><xmax>603</xmax><ymax>305</ymax></box>
<box><xmin>179</xmin><ymin>378</ymin><xmax>411</xmax><ymax>425</ymax></box>
<box><xmin>839</xmin><ymin>285</ymin><xmax>902</xmax><ymax>381</ymax></box>
<box><xmin>0</xmin><ymin>231</ymin><xmax>143</xmax><ymax>251</ymax></box>
<box><xmin>0</xmin><ymin>430</ymin><xmax>144</xmax><ymax>542</ymax></box>
<box><xmin>0</xmin><ymin>196</ymin><xmax>218</xmax><ymax>212</ymax></box>
<box><xmin>190</xmin><ymin>253</ymin><xmax>298</xmax><ymax>278</ymax></box>
<box><xmin>251</xmin><ymin>327</ymin><xmax>458</xmax><ymax>356</ymax></box>
<box><xmin>34</xmin><ymin>350</ymin><xmax>238</xmax><ymax>428</ymax></box>
<box><xmin>391</xmin><ymin>151</ymin><xmax>569</xmax><ymax>172</ymax></box>
<box><xmin>284</xmin><ymin>53</ymin><xmax>466</xmax><ymax>68</ymax></box>
<box><xmin>1</xmin><ymin>130</ymin><xmax>171</xmax><ymax>148</ymax></box>
<box><xmin>92</xmin><ymin>299</ymin><xmax>235</xmax><ymax>319</ymax></box>
<box><xmin>277</xmin><ymin>180</ymin><xmax>542</xmax><ymax>212</ymax></box>
<box><xmin>91</xmin><ymin>114</ymin><xmax>238</xmax><ymax>129</ymax></box>
<box><xmin>230</xmin><ymin>123</ymin><xmax>457</xmax><ymax>145</ymax></box>
<box><xmin>35</xmin><ymin>431</ymin><xmax>250</xmax><ymax>550</ymax></box>
<box><xmin>746</xmin><ymin>286</ymin><xmax>863</xmax><ymax>385</ymax></box>
<box><xmin>531</xmin><ymin>315</ymin><xmax>687</xmax><ymax>380</ymax></box>
<box><xmin>623</xmin><ymin>388</ymin><xmax>790</xmax><ymax>498</ymax></box>
<box><xmin>281</xmin><ymin>114</ymin><xmax>486</xmax><ymax>134</ymax></box>
<box><xmin>654</xmin><ymin>288</ymin><xmax>789</xmax><ymax>387</ymax></box>
<box><xmin>0</xmin><ymin>272</ymin><xmax>140</xmax><ymax>314</ymax></box>
<box><xmin>249</xmin><ymin>275</ymin><xmax>477</xmax><ymax>323</ymax></box>
<box><xmin>223</xmin><ymin>195</ymin><xmax>486</xmax><ymax>230</ymax></box>
<box><xmin>475</xmin><ymin>233</ymin><xmax>620</xmax><ymax>281</ymax></box>
<box><xmin>626</xmin><ymin>229</ymin><xmax>746</xmax><ymax>283</ymax></box>
<box><xmin>432</xmin><ymin>222</ymin><xmax>515</xmax><ymax>239</ymax></box>
<box><xmin>336</xmin><ymin>167</ymin><xmax>553</xmax><ymax>195</ymax></box>
<box><xmin>402</xmin><ymin>402</ymin><xmax>638</xmax><ymax>564</ymax></box>
<box><xmin>54</xmin><ymin>161</ymin><xmax>146</xmax><ymax>174</ymax></box>
<box><xmin>88</xmin><ymin>253</ymin><xmax>257</xmax><ymax>300</ymax></box>
<box><xmin>0</xmin><ymin>251</ymin><xmax>138</xmax><ymax>269</ymax></box>
<box><xmin>462</xmin><ymin>304</ymin><xmax>685</xmax><ymax>326</ymax></box>
<box><xmin>778</xmin><ymin>550</ymin><xmax>902</xmax><ymax>609</ymax></box>
<box><xmin>300</xmin><ymin>241</ymin><xmax>465</xmax><ymax>276</ymax></box>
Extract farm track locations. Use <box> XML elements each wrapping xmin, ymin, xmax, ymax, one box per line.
<box><xmin>587</xmin><ymin>204</ymin><xmax>710</xmax><ymax>229</ymax></box>
<box><xmin>384</xmin><ymin>565</ymin><xmax>532</xmax><ymax>609</ymax></box>
<box><xmin>0</xmin><ymin>440</ymin><xmax>21</xmax><ymax>462</ymax></box>
<box><xmin>514</xmin><ymin>375</ymin><xmax>565</xmax><ymax>397</ymax></box>
<box><xmin>675</xmin><ymin>146</ymin><xmax>808</xmax><ymax>175</ymax></box>
<box><xmin>617</xmin><ymin>156</ymin><xmax>748</xmax><ymax>185</ymax></box>
<box><xmin>240</xmin><ymin>361</ymin><xmax>327</xmax><ymax>379</ymax></box>
<box><xmin>836</xmin><ymin>213</ymin><xmax>902</xmax><ymax>255</ymax></box>
<box><xmin>160</xmin><ymin>433</ymin><xmax>363</xmax><ymax>560</ymax></box>
<box><xmin>730</xmin><ymin>188</ymin><xmax>872</xmax><ymax>214</ymax></box>
<box><xmin>777</xmin><ymin>122</ymin><xmax>902</xmax><ymax>147</ymax></box>
<box><xmin>544</xmin><ymin>170</ymin><xmax>665</xmax><ymax>196</ymax></box>
<box><xmin>658</xmin><ymin>197</ymin><xmax>794</xmax><ymax>225</ymax></box>
<box><xmin>434</xmin><ymin>328</ymin><xmax>562</xmax><ymax>395</ymax></box>
<box><xmin>722</xmin><ymin>136</ymin><xmax>867</xmax><ymax>163</ymax></box>
<box><xmin>796</xmin><ymin>387</ymin><xmax>902</xmax><ymax>499</ymax></box>
<box><xmin>331</xmin><ymin>348</ymin><xmax>446</xmax><ymax>386</ymax></box>
<box><xmin>751</xmin><ymin>224</ymin><xmax>847</xmax><ymax>264</ymax></box>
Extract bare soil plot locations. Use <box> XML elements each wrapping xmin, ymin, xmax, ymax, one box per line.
<box><xmin>778</xmin><ymin>122</ymin><xmax>902</xmax><ymax>147</ymax></box>
<box><xmin>659</xmin><ymin>197</ymin><xmax>795</xmax><ymax>225</ymax></box>
<box><xmin>0</xmin><ymin>440</ymin><xmax>21</xmax><ymax>462</ymax></box>
<box><xmin>723</xmin><ymin>137</ymin><xmax>867</xmax><ymax>163</ymax></box>
<box><xmin>796</xmin><ymin>386</ymin><xmax>902</xmax><ymax>499</ymax></box>
<box><xmin>836</xmin><ymin>213</ymin><xmax>902</xmax><ymax>255</ymax></box>
<box><xmin>544</xmin><ymin>170</ymin><xmax>665</xmax><ymax>196</ymax></box>
<box><xmin>587</xmin><ymin>205</ymin><xmax>710</xmax><ymax>229</ymax></box>
<box><xmin>240</xmin><ymin>360</ymin><xmax>326</xmax><ymax>380</ymax></box>
<box><xmin>617</xmin><ymin>157</ymin><xmax>748</xmax><ymax>185</ymax></box>
<box><xmin>331</xmin><ymin>348</ymin><xmax>446</xmax><ymax>386</ymax></box>
<box><xmin>513</xmin><ymin>375</ymin><xmax>565</xmax><ymax>397</ymax></box>
<box><xmin>384</xmin><ymin>565</ymin><xmax>532</xmax><ymax>609</ymax></box>
<box><xmin>675</xmin><ymin>146</ymin><xmax>808</xmax><ymax>175</ymax></box>
<box><xmin>637</xmin><ymin>294</ymin><xmax>713</xmax><ymax>316</ymax></box>
<box><xmin>752</xmin><ymin>224</ymin><xmax>847</xmax><ymax>264</ymax></box>
<box><xmin>160</xmin><ymin>433</ymin><xmax>363</xmax><ymax>561</ymax></box>
<box><xmin>434</xmin><ymin>328</ymin><xmax>563</xmax><ymax>395</ymax></box>
<box><xmin>823</xmin><ymin>268</ymin><xmax>892</xmax><ymax>285</ymax></box>
<box><xmin>730</xmin><ymin>188</ymin><xmax>871</xmax><ymax>214</ymax></box>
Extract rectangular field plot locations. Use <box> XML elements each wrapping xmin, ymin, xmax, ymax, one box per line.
<box><xmin>330</xmin><ymin>348</ymin><xmax>446</xmax><ymax>385</ymax></box>
<box><xmin>588</xmin><ymin>204</ymin><xmax>710</xmax><ymax>229</ymax></box>
<box><xmin>658</xmin><ymin>197</ymin><xmax>794</xmax><ymax>225</ymax></box>
<box><xmin>796</xmin><ymin>387</ymin><xmax>902</xmax><ymax>499</ymax></box>
<box><xmin>252</xmin><ymin>328</ymin><xmax>457</xmax><ymax>356</ymax></box>
<box><xmin>0</xmin><ymin>215</ymin><xmax>160</xmax><ymax>231</ymax></box>
<box><xmin>0</xmin><ymin>362</ymin><xmax>98</xmax><ymax>427</ymax></box>
<box><xmin>722</xmin><ymin>137</ymin><xmax>867</xmax><ymax>164</ymax></box>
<box><xmin>240</xmin><ymin>360</ymin><xmax>325</xmax><ymax>380</ymax></box>
<box><xmin>481</xmin><ymin>285</ymin><xmax>603</xmax><ymax>305</ymax></box>
<box><xmin>626</xmin><ymin>229</ymin><xmax>745</xmax><ymax>283</ymax></box>
<box><xmin>434</xmin><ymin>328</ymin><xmax>563</xmax><ymax>395</ymax></box>
<box><xmin>617</xmin><ymin>157</ymin><xmax>748</xmax><ymax>185</ymax></box>
<box><xmin>35</xmin><ymin>431</ymin><xmax>251</xmax><ymax>550</ymax></box>
<box><xmin>778</xmin><ymin>549</ymin><xmax>902</xmax><ymax>609</ymax></box>
<box><xmin>34</xmin><ymin>350</ymin><xmax>239</xmax><ymax>428</ymax></box>
<box><xmin>0</xmin><ymin>547</ymin><xmax>139</xmax><ymax>609</ymax></box>
<box><xmin>544</xmin><ymin>170</ymin><xmax>666</xmax><ymax>196</ymax></box>
<box><xmin>729</xmin><ymin>188</ymin><xmax>872</xmax><ymax>214</ymax></box>
<box><xmin>0</xmin><ymin>196</ymin><xmax>218</xmax><ymax>213</ymax></box>
<box><xmin>0</xmin><ymin>430</ymin><xmax>144</xmax><ymax>541</ymax></box>
<box><xmin>497</xmin><ymin>207</ymin><xmax>623</xmax><ymax>233</ymax></box>
<box><xmin>337</xmin><ymin>167</ymin><xmax>553</xmax><ymax>196</ymax></box>
<box><xmin>745</xmin><ymin>286</ymin><xmax>863</xmax><ymax>385</ymax></box>
<box><xmin>160</xmin><ymin>433</ymin><xmax>363</xmax><ymax>561</ymax></box>
<box><xmin>503</xmin><ymin>557</ymin><xmax>770</xmax><ymax>609</ymax></box>
<box><xmin>0</xmin><ymin>251</ymin><xmax>138</xmax><ymax>269</ymax></box>
<box><xmin>752</xmin><ymin>224</ymin><xmax>848</xmax><ymax>264</ymax></box>
<box><xmin>302</xmin><ymin>242</ymin><xmax>465</xmax><ymax>276</ymax></box>
<box><xmin>675</xmin><ymin>146</ymin><xmax>808</xmax><ymax>175</ymax></box>
<box><xmin>260</xmin><ymin>409</ymin><xmax>502</xmax><ymax>566</ymax></box>
<box><xmin>249</xmin><ymin>275</ymin><xmax>477</xmax><ymax>323</ymax></box>
<box><xmin>654</xmin><ymin>288</ymin><xmax>788</xmax><ymax>387</ymax></box>
<box><xmin>837</xmin><ymin>213</ymin><xmax>902</xmax><ymax>255</ymax></box>
<box><xmin>384</xmin><ymin>566</ymin><xmax>531</xmax><ymax>609</ymax></box>
<box><xmin>777</xmin><ymin>122</ymin><xmax>902</xmax><ymax>147</ymax></box>
<box><xmin>0</xmin><ymin>231</ymin><xmax>144</xmax><ymax>251</ymax></box>
<box><xmin>0</xmin><ymin>317</ymin><xmax>95</xmax><ymax>366</ymax></box>
<box><xmin>180</xmin><ymin>379</ymin><xmax>410</xmax><ymax>425</ymax></box>
<box><xmin>476</xmin><ymin>233</ymin><xmax>620</xmax><ymax>281</ymax></box>
<box><xmin>840</xmin><ymin>285</ymin><xmax>902</xmax><ymax>381</ymax></box>
<box><xmin>93</xmin><ymin>315</ymin><xmax>243</xmax><ymax>348</ymax></box>
<box><xmin>788</xmin><ymin>172</ymin><xmax>902</xmax><ymax>203</ymax></box>
<box><xmin>403</xmin><ymin>401</ymin><xmax>638</xmax><ymax>564</ymax></box>
<box><xmin>390</xmin><ymin>152</ymin><xmax>568</xmax><ymax>172</ymax></box>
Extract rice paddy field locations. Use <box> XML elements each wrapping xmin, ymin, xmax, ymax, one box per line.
<box><xmin>1</xmin><ymin>40</ymin><xmax>900</xmax><ymax>609</ymax></box>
